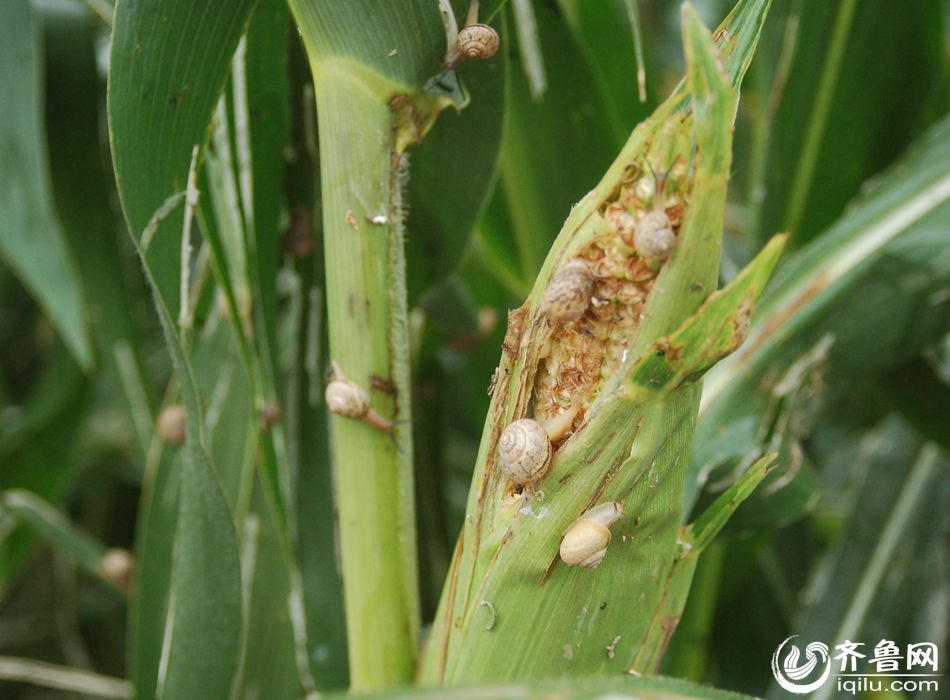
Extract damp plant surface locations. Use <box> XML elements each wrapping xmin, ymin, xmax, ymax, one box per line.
<box><xmin>0</xmin><ymin>1</ymin><xmax>948</xmax><ymax>699</ymax></box>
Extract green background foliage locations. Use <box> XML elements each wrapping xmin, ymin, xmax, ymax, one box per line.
<box><xmin>0</xmin><ymin>0</ymin><xmax>946</xmax><ymax>698</ymax></box>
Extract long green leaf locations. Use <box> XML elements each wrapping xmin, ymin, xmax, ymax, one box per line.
<box><xmin>109</xmin><ymin>2</ymin><xmax>261</xmax><ymax>696</ymax></box>
<box><xmin>0</xmin><ymin>0</ymin><xmax>92</xmax><ymax>368</ymax></box>
<box><xmin>751</xmin><ymin>0</ymin><xmax>948</xmax><ymax>247</ymax></box>
<box><xmin>693</xmin><ymin>111</ymin><xmax>950</xmax><ymax>518</ymax></box>
<box><xmin>0</xmin><ymin>489</ymin><xmax>122</xmax><ymax>592</ymax></box>
<box><xmin>108</xmin><ymin>0</ymin><xmax>257</xmax><ymax>315</ymax></box>
<box><xmin>43</xmin><ymin>0</ymin><xmax>155</xmax><ymax>451</ymax></box>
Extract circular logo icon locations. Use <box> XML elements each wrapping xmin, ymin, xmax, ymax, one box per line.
<box><xmin>772</xmin><ymin>635</ymin><xmax>831</xmax><ymax>694</ymax></box>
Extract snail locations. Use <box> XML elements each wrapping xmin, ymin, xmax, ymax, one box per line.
<box><xmin>457</xmin><ymin>23</ymin><xmax>499</xmax><ymax>60</ymax></box>
<box><xmin>634</xmin><ymin>163</ymin><xmax>678</xmax><ymax>261</ymax></box>
<box><xmin>634</xmin><ymin>210</ymin><xmax>676</xmax><ymax>261</ymax></box>
<box><xmin>156</xmin><ymin>404</ymin><xmax>187</xmax><ymax>447</ymax></box>
<box><xmin>99</xmin><ymin>548</ymin><xmax>133</xmax><ymax>594</ymax></box>
<box><xmin>539</xmin><ymin>258</ymin><xmax>594</xmax><ymax>323</ymax></box>
<box><xmin>325</xmin><ymin>361</ymin><xmax>393</xmax><ymax>431</ymax></box>
<box><xmin>446</xmin><ymin>1</ymin><xmax>499</xmax><ymax>66</ymax></box>
<box><xmin>559</xmin><ymin>502</ymin><xmax>624</xmax><ymax>569</ymax></box>
<box><xmin>498</xmin><ymin>419</ymin><xmax>552</xmax><ymax>485</ymax></box>
<box><xmin>497</xmin><ymin>398</ymin><xmax>581</xmax><ymax>486</ymax></box>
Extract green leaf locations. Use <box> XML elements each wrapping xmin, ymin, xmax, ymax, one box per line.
<box><xmin>109</xmin><ymin>0</ymin><xmax>258</xmax><ymax>315</ymax></box>
<box><xmin>42</xmin><ymin>0</ymin><xmax>156</xmax><ymax>451</ymax></box>
<box><xmin>0</xmin><ymin>489</ymin><xmax>128</xmax><ymax>594</ymax></box>
<box><xmin>687</xmin><ymin>453</ymin><xmax>775</xmax><ymax>554</ymax></box>
<box><xmin>243</xmin><ymin>0</ymin><xmax>290</xmax><ymax>382</ymax></box>
<box><xmin>627</xmin><ymin>234</ymin><xmax>787</xmax><ymax>399</ymax></box>
<box><xmin>879</xmin><ymin>357</ymin><xmax>950</xmax><ymax>452</ymax></box>
<box><xmin>693</xmin><ymin>111</ymin><xmax>950</xmax><ymax>519</ymax></box>
<box><xmin>0</xmin><ymin>343</ymin><xmax>89</xmax><ymax>594</ymax></box>
<box><xmin>764</xmin><ymin>419</ymin><xmax>945</xmax><ymax>700</ymax></box>
<box><xmin>131</xmin><ymin>321</ymin><xmax>253</xmax><ymax>698</ymax></box>
<box><xmin>751</xmin><ymin>0</ymin><xmax>949</xmax><ymax>247</ymax></box>
<box><xmin>408</xmin><ymin>25</ymin><xmax>507</xmax><ymax>301</ymax></box>
<box><xmin>556</xmin><ymin>0</ymin><xmax>652</xmax><ymax>125</ymax></box>
<box><xmin>0</xmin><ymin>0</ymin><xmax>92</xmax><ymax>368</ymax></box>
<box><xmin>150</xmin><ymin>317</ymin><xmax>243</xmax><ymax>700</ymax></box>
<box><xmin>234</xmin><ymin>478</ymin><xmax>305</xmax><ymax>698</ymax></box>
<box><xmin>480</xmin><ymin>1</ymin><xmax>626</xmax><ymax>284</ymax></box>
<box><xmin>128</xmin><ymin>447</ymin><xmax>180</xmax><ymax>700</ymax></box>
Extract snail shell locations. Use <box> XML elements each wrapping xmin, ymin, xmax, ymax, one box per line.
<box><xmin>559</xmin><ymin>502</ymin><xmax>623</xmax><ymax>569</ymax></box>
<box><xmin>156</xmin><ymin>404</ymin><xmax>187</xmax><ymax>446</ymax></box>
<box><xmin>498</xmin><ymin>418</ymin><xmax>552</xmax><ymax>484</ymax></box>
<box><xmin>99</xmin><ymin>548</ymin><xmax>133</xmax><ymax>594</ymax></box>
<box><xmin>457</xmin><ymin>23</ymin><xmax>499</xmax><ymax>59</ymax></box>
<box><xmin>539</xmin><ymin>259</ymin><xmax>594</xmax><ymax>323</ymax></box>
<box><xmin>325</xmin><ymin>379</ymin><xmax>370</xmax><ymax>419</ymax></box>
<box><xmin>634</xmin><ymin>211</ymin><xmax>676</xmax><ymax>261</ymax></box>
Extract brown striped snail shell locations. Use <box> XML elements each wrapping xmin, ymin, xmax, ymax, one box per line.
<box><xmin>498</xmin><ymin>418</ymin><xmax>552</xmax><ymax>485</ymax></box>
<box><xmin>559</xmin><ymin>502</ymin><xmax>624</xmax><ymax>569</ymax></box>
<box><xmin>634</xmin><ymin>211</ymin><xmax>676</xmax><ymax>261</ymax></box>
<box><xmin>539</xmin><ymin>258</ymin><xmax>594</xmax><ymax>323</ymax></box>
<box><xmin>457</xmin><ymin>23</ymin><xmax>499</xmax><ymax>60</ymax></box>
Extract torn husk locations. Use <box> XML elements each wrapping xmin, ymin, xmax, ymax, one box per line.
<box><xmin>420</xmin><ymin>1</ymin><xmax>774</xmax><ymax>685</ymax></box>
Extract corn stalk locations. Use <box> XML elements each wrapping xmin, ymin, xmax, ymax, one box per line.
<box><xmin>420</xmin><ymin>1</ymin><xmax>777</xmax><ymax>684</ymax></box>
<box><xmin>285</xmin><ymin>1</ymin><xmax>463</xmax><ymax>690</ymax></box>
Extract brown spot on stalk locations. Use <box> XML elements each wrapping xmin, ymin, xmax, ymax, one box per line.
<box><xmin>370</xmin><ymin>375</ymin><xmax>396</xmax><ymax>394</ymax></box>
<box><xmin>657</xmin><ymin>615</ymin><xmax>683</xmax><ymax>663</ymax></box>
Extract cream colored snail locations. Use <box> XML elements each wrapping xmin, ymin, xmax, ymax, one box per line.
<box><xmin>457</xmin><ymin>23</ymin><xmax>499</xmax><ymax>59</ymax></box>
<box><xmin>156</xmin><ymin>403</ymin><xmax>186</xmax><ymax>447</ymax></box>
<box><xmin>634</xmin><ymin>164</ymin><xmax>677</xmax><ymax>261</ymax></box>
<box><xmin>497</xmin><ymin>398</ymin><xmax>581</xmax><ymax>486</ymax></box>
<box><xmin>99</xmin><ymin>548</ymin><xmax>133</xmax><ymax>594</ymax></box>
<box><xmin>539</xmin><ymin>258</ymin><xmax>594</xmax><ymax>323</ymax></box>
<box><xmin>559</xmin><ymin>501</ymin><xmax>624</xmax><ymax>569</ymax></box>
<box><xmin>634</xmin><ymin>210</ymin><xmax>676</xmax><ymax>261</ymax></box>
<box><xmin>325</xmin><ymin>361</ymin><xmax>393</xmax><ymax>431</ymax></box>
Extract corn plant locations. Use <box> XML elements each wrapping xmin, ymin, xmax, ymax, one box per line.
<box><xmin>0</xmin><ymin>0</ymin><xmax>947</xmax><ymax>699</ymax></box>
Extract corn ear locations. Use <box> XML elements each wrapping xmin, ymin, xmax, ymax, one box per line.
<box><xmin>420</xmin><ymin>0</ymin><xmax>774</xmax><ymax>685</ymax></box>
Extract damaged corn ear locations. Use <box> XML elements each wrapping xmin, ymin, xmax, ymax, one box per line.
<box><xmin>533</xmin><ymin>131</ymin><xmax>691</xmax><ymax>437</ymax></box>
<box><xmin>421</xmin><ymin>1</ymin><xmax>775</xmax><ymax>684</ymax></box>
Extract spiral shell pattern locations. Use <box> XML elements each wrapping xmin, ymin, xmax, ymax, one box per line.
<box><xmin>457</xmin><ymin>24</ymin><xmax>500</xmax><ymax>59</ymax></box>
<box><xmin>497</xmin><ymin>418</ymin><xmax>552</xmax><ymax>484</ymax></box>
<box><xmin>539</xmin><ymin>259</ymin><xmax>594</xmax><ymax>323</ymax></box>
